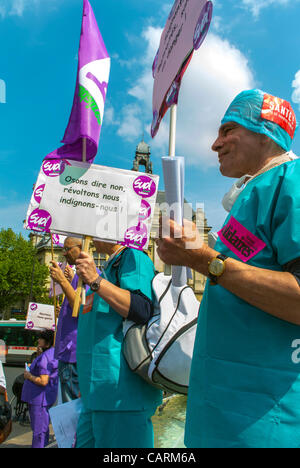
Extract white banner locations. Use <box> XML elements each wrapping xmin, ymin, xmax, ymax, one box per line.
<box><xmin>25</xmin><ymin>302</ymin><xmax>55</xmax><ymax>331</ymax></box>
<box><xmin>25</xmin><ymin>159</ymin><xmax>159</xmax><ymax>251</ymax></box>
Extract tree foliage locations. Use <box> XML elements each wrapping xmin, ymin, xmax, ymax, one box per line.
<box><xmin>0</xmin><ymin>229</ymin><xmax>49</xmax><ymax>313</ymax></box>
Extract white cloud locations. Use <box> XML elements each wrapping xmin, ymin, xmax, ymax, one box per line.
<box><xmin>104</xmin><ymin>106</ymin><xmax>119</xmax><ymax>127</ymax></box>
<box><xmin>117</xmin><ymin>104</ymin><xmax>143</xmax><ymax>141</ymax></box>
<box><xmin>115</xmin><ymin>28</ymin><xmax>255</xmax><ymax>168</ymax></box>
<box><xmin>291</xmin><ymin>70</ymin><xmax>300</xmax><ymax>110</ymax></box>
<box><xmin>0</xmin><ymin>0</ymin><xmax>56</xmax><ymax>18</ymax></box>
<box><xmin>241</xmin><ymin>0</ymin><xmax>295</xmax><ymax>18</ymax></box>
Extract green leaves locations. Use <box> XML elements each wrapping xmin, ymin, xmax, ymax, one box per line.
<box><xmin>0</xmin><ymin>229</ymin><xmax>49</xmax><ymax>313</ymax></box>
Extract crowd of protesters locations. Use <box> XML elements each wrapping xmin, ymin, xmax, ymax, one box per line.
<box><xmin>1</xmin><ymin>89</ymin><xmax>300</xmax><ymax>449</ymax></box>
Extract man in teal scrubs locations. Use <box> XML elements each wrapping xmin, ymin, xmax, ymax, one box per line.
<box><xmin>74</xmin><ymin>241</ymin><xmax>162</xmax><ymax>448</ymax></box>
<box><xmin>156</xmin><ymin>89</ymin><xmax>300</xmax><ymax>448</ymax></box>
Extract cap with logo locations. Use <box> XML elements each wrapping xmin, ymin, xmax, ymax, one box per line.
<box><xmin>221</xmin><ymin>89</ymin><xmax>298</xmax><ymax>152</ymax></box>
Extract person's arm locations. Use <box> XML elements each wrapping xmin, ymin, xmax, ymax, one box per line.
<box><xmin>50</xmin><ymin>261</ymin><xmax>77</xmax><ymax>308</ymax></box>
<box><xmin>156</xmin><ymin>218</ymin><xmax>300</xmax><ymax>325</ymax></box>
<box><xmin>23</xmin><ymin>371</ymin><xmax>49</xmax><ymax>387</ymax></box>
<box><xmin>75</xmin><ymin>252</ymin><xmax>131</xmax><ymax>318</ymax></box>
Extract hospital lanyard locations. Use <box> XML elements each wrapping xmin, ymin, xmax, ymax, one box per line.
<box><xmin>101</xmin><ymin>246</ymin><xmax>126</xmax><ymax>280</ymax></box>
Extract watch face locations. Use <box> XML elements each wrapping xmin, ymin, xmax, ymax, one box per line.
<box><xmin>91</xmin><ymin>280</ymin><xmax>100</xmax><ymax>291</ymax></box>
<box><xmin>209</xmin><ymin>258</ymin><xmax>225</xmax><ymax>276</ymax></box>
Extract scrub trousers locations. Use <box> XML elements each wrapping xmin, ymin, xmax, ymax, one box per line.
<box><xmin>28</xmin><ymin>404</ymin><xmax>51</xmax><ymax>448</ymax></box>
<box><xmin>58</xmin><ymin>361</ymin><xmax>80</xmax><ymax>403</ymax></box>
<box><xmin>76</xmin><ymin>406</ymin><xmax>157</xmax><ymax>448</ymax></box>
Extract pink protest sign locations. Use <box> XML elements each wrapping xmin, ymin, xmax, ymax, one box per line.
<box><xmin>151</xmin><ymin>0</ymin><xmax>213</xmax><ymax>137</ymax></box>
<box><xmin>218</xmin><ymin>217</ymin><xmax>266</xmax><ymax>263</ymax></box>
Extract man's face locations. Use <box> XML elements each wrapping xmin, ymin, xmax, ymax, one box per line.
<box><xmin>93</xmin><ymin>240</ymin><xmax>114</xmax><ymax>254</ymax></box>
<box><xmin>211</xmin><ymin>122</ymin><xmax>263</xmax><ymax>178</ymax></box>
<box><xmin>62</xmin><ymin>239</ymin><xmax>81</xmax><ymax>265</ymax></box>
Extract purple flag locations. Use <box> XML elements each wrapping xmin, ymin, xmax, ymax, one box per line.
<box><xmin>45</xmin><ymin>0</ymin><xmax>110</xmax><ymax>163</ymax></box>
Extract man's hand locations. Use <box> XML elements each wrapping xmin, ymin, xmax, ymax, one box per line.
<box><xmin>49</xmin><ymin>261</ymin><xmax>66</xmax><ymax>285</ymax></box>
<box><xmin>75</xmin><ymin>252</ymin><xmax>98</xmax><ymax>285</ymax></box>
<box><xmin>64</xmin><ymin>265</ymin><xmax>74</xmax><ymax>283</ymax></box>
<box><xmin>156</xmin><ymin>217</ymin><xmax>204</xmax><ymax>268</ymax></box>
<box><xmin>55</xmin><ymin>304</ymin><xmax>61</xmax><ymax>318</ymax></box>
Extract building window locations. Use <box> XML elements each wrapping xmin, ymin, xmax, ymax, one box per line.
<box><xmin>93</xmin><ymin>252</ymin><xmax>107</xmax><ymax>270</ymax></box>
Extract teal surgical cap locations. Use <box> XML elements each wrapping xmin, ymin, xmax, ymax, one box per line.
<box><xmin>221</xmin><ymin>89</ymin><xmax>298</xmax><ymax>151</ymax></box>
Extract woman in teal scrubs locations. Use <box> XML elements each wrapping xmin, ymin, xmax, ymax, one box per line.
<box><xmin>75</xmin><ymin>242</ymin><xmax>162</xmax><ymax>448</ymax></box>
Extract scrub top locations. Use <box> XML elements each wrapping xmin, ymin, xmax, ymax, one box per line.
<box><xmin>185</xmin><ymin>160</ymin><xmax>300</xmax><ymax>448</ymax></box>
<box><xmin>77</xmin><ymin>248</ymin><xmax>163</xmax><ymax>412</ymax></box>
<box><xmin>21</xmin><ymin>347</ymin><xmax>58</xmax><ymax>407</ymax></box>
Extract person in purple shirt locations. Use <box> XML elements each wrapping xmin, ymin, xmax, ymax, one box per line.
<box><xmin>21</xmin><ymin>330</ymin><xmax>58</xmax><ymax>448</ymax></box>
<box><xmin>50</xmin><ymin>237</ymin><xmax>83</xmax><ymax>403</ymax></box>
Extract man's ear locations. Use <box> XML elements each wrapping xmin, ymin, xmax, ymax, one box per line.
<box><xmin>260</xmin><ymin>134</ymin><xmax>284</xmax><ymax>156</ymax></box>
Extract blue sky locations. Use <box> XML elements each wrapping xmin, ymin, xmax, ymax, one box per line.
<box><xmin>1</xmin><ymin>0</ymin><xmax>300</xmax><ymax>236</ymax></box>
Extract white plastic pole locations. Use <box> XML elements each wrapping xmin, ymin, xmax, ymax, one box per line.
<box><xmin>169</xmin><ymin>105</ymin><xmax>177</xmax><ymax>157</ymax></box>
<box><xmin>163</xmin><ymin>104</ymin><xmax>187</xmax><ymax>286</ymax></box>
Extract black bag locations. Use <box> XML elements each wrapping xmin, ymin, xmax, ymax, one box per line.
<box><xmin>0</xmin><ymin>393</ymin><xmax>12</xmax><ymax>431</ymax></box>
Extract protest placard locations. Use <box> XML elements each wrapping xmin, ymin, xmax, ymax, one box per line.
<box><xmin>25</xmin><ymin>159</ymin><xmax>159</xmax><ymax>251</ymax></box>
<box><xmin>25</xmin><ymin>303</ymin><xmax>55</xmax><ymax>331</ymax></box>
<box><xmin>151</xmin><ymin>0</ymin><xmax>213</xmax><ymax>137</ymax></box>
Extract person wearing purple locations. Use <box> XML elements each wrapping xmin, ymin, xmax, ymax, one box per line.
<box><xmin>49</xmin><ymin>237</ymin><xmax>83</xmax><ymax>403</ymax></box>
<box><xmin>21</xmin><ymin>330</ymin><xmax>58</xmax><ymax>448</ymax></box>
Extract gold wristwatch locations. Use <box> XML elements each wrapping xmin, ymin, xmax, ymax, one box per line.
<box><xmin>208</xmin><ymin>254</ymin><xmax>228</xmax><ymax>285</ymax></box>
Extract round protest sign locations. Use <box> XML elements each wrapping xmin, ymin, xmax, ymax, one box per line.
<box><xmin>151</xmin><ymin>0</ymin><xmax>213</xmax><ymax>137</ymax></box>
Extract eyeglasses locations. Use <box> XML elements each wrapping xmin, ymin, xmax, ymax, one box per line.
<box><xmin>62</xmin><ymin>245</ymin><xmax>81</xmax><ymax>253</ymax></box>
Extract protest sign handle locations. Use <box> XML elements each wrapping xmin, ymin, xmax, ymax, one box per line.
<box><xmin>71</xmin><ymin>138</ymin><xmax>88</xmax><ymax>317</ymax></box>
<box><xmin>50</xmin><ymin>233</ymin><xmax>58</xmax><ymax>344</ymax></box>
<box><xmin>72</xmin><ymin>235</ymin><xmax>92</xmax><ymax>318</ymax></box>
<box><xmin>50</xmin><ymin>234</ymin><xmax>57</xmax><ymax>311</ymax></box>
<box><xmin>169</xmin><ymin>105</ymin><xmax>177</xmax><ymax>158</ymax></box>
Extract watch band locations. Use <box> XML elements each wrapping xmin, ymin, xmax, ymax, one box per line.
<box><xmin>208</xmin><ymin>254</ymin><xmax>228</xmax><ymax>285</ymax></box>
<box><xmin>89</xmin><ymin>275</ymin><xmax>103</xmax><ymax>292</ymax></box>
<box><xmin>217</xmin><ymin>254</ymin><xmax>228</xmax><ymax>262</ymax></box>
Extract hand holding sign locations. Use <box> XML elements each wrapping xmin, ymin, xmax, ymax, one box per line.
<box><xmin>75</xmin><ymin>251</ymin><xmax>99</xmax><ymax>286</ymax></box>
<box><xmin>50</xmin><ymin>261</ymin><xmax>67</xmax><ymax>286</ymax></box>
<box><xmin>64</xmin><ymin>265</ymin><xmax>75</xmax><ymax>283</ymax></box>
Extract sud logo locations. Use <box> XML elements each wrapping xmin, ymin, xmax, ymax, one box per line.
<box><xmin>27</xmin><ymin>209</ymin><xmax>52</xmax><ymax>232</ymax></box>
<box><xmin>193</xmin><ymin>1</ymin><xmax>213</xmax><ymax>51</ymax></box>
<box><xmin>133</xmin><ymin>176</ymin><xmax>156</xmax><ymax>198</ymax></box>
<box><xmin>123</xmin><ymin>224</ymin><xmax>148</xmax><ymax>250</ymax></box>
<box><xmin>33</xmin><ymin>184</ymin><xmax>45</xmax><ymax>204</ymax></box>
<box><xmin>138</xmin><ymin>200</ymin><xmax>151</xmax><ymax>221</ymax></box>
<box><xmin>42</xmin><ymin>159</ymin><xmax>67</xmax><ymax>177</ymax></box>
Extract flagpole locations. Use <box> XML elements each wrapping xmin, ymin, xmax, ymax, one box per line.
<box><xmin>72</xmin><ymin>235</ymin><xmax>92</xmax><ymax>317</ymax></box>
<box><xmin>80</xmin><ymin>136</ymin><xmax>88</xmax><ymax>307</ymax></box>
<box><xmin>50</xmin><ymin>233</ymin><xmax>58</xmax><ymax>344</ymax></box>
